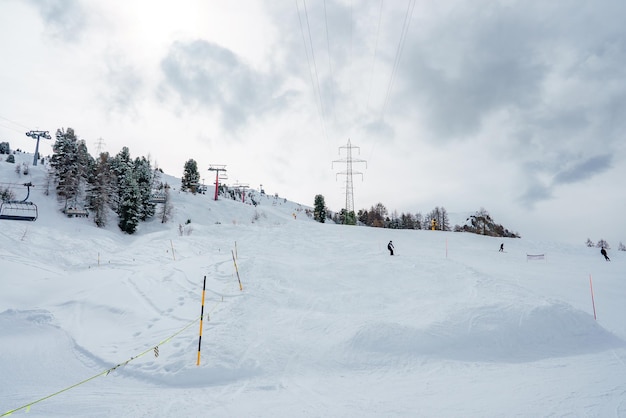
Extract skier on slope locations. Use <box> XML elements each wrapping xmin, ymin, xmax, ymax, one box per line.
<box><xmin>601</xmin><ymin>247</ymin><xmax>610</xmax><ymax>261</ymax></box>
<box><xmin>387</xmin><ymin>240</ymin><xmax>394</xmax><ymax>256</ymax></box>
<box><xmin>499</xmin><ymin>243</ymin><xmax>504</xmax><ymax>252</ymax></box>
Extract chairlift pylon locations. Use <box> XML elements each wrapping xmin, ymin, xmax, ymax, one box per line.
<box><xmin>0</xmin><ymin>182</ymin><xmax>38</xmax><ymax>221</ymax></box>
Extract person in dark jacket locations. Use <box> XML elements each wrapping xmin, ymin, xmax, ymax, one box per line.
<box><xmin>387</xmin><ymin>240</ymin><xmax>394</xmax><ymax>256</ymax></box>
<box><xmin>601</xmin><ymin>247</ymin><xmax>610</xmax><ymax>261</ymax></box>
<box><xmin>499</xmin><ymin>243</ymin><xmax>504</xmax><ymax>252</ymax></box>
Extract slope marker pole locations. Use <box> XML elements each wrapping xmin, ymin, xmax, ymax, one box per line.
<box><xmin>197</xmin><ymin>275</ymin><xmax>207</xmax><ymax>366</ymax></box>
<box><xmin>232</xmin><ymin>250</ymin><xmax>243</xmax><ymax>291</ymax></box>
<box><xmin>589</xmin><ymin>274</ymin><xmax>597</xmax><ymax>320</ymax></box>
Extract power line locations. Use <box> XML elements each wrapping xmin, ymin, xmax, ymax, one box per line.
<box><xmin>303</xmin><ymin>0</ymin><xmax>326</xmax><ymax>124</ymax></box>
<box><xmin>296</xmin><ymin>0</ymin><xmax>329</xmax><ymax>141</ymax></box>
<box><xmin>366</xmin><ymin>0</ymin><xmax>385</xmax><ymax>110</ymax></box>
<box><xmin>323</xmin><ymin>0</ymin><xmax>336</xmax><ymax>119</ymax></box>
<box><xmin>381</xmin><ymin>0</ymin><xmax>416</xmax><ymax>121</ymax></box>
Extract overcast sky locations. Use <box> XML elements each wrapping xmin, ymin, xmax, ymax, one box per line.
<box><xmin>1</xmin><ymin>0</ymin><xmax>625</xmax><ymax>245</ymax></box>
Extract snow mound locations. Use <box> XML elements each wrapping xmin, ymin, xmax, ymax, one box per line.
<box><xmin>348</xmin><ymin>300</ymin><xmax>624</xmax><ymax>363</ymax></box>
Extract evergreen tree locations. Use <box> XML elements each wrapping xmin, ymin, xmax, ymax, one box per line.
<box><xmin>134</xmin><ymin>156</ymin><xmax>156</xmax><ymax>221</ymax></box>
<box><xmin>313</xmin><ymin>194</ymin><xmax>327</xmax><ymax>223</ymax></box>
<box><xmin>337</xmin><ymin>208</ymin><xmax>357</xmax><ymax>225</ymax></box>
<box><xmin>50</xmin><ymin>128</ymin><xmax>93</xmax><ymax>208</ymax></box>
<box><xmin>50</xmin><ymin>128</ymin><xmax>80</xmax><ymax>204</ymax></box>
<box><xmin>0</xmin><ymin>142</ymin><xmax>10</xmax><ymax>154</ymax></box>
<box><xmin>585</xmin><ymin>238</ymin><xmax>595</xmax><ymax>247</ymax></box>
<box><xmin>388</xmin><ymin>210</ymin><xmax>401</xmax><ymax>229</ymax></box>
<box><xmin>87</xmin><ymin>152</ymin><xmax>113</xmax><ymax>227</ymax></box>
<box><xmin>118</xmin><ymin>175</ymin><xmax>141</xmax><ymax>234</ymax></box>
<box><xmin>357</xmin><ymin>208</ymin><xmax>368</xmax><ymax>225</ymax></box>
<box><xmin>111</xmin><ymin>147</ymin><xmax>134</xmax><ymax>214</ymax></box>
<box><xmin>182</xmin><ymin>159</ymin><xmax>200</xmax><ymax>193</ymax></box>
<box><xmin>400</xmin><ymin>212</ymin><xmax>415</xmax><ymax>229</ymax></box>
<box><xmin>414</xmin><ymin>212</ymin><xmax>423</xmax><ymax>230</ymax></box>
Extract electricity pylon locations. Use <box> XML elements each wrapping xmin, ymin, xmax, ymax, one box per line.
<box><xmin>332</xmin><ymin>139</ymin><xmax>367</xmax><ymax>222</ymax></box>
<box><xmin>95</xmin><ymin>137</ymin><xmax>106</xmax><ymax>154</ymax></box>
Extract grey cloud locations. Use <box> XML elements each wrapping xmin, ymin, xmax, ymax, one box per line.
<box><xmin>553</xmin><ymin>154</ymin><xmax>612</xmax><ymax>185</ymax></box>
<box><xmin>518</xmin><ymin>179</ymin><xmax>553</xmax><ymax>209</ymax></box>
<box><xmin>101</xmin><ymin>52</ymin><xmax>144</xmax><ymax>115</ymax></box>
<box><xmin>160</xmin><ymin>40</ymin><xmax>281</xmax><ymax>131</ymax></box>
<box><xmin>26</xmin><ymin>0</ymin><xmax>86</xmax><ymax>42</ymax></box>
<box><xmin>399</xmin><ymin>4</ymin><xmax>548</xmax><ymax>140</ymax></box>
<box><xmin>518</xmin><ymin>153</ymin><xmax>613</xmax><ymax>208</ymax></box>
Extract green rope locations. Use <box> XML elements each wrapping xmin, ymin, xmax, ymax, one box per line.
<box><xmin>2</xmin><ymin>297</ymin><xmax>225</xmax><ymax>417</ymax></box>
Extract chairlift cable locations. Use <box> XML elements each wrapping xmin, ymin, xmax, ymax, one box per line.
<box><xmin>0</xmin><ymin>114</ymin><xmax>30</xmax><ymax>130</ymax></box>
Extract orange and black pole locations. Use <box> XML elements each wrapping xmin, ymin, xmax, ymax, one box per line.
<box><xmin>196</xmin><ymin>275</ymin><xmax>207</xmax><ymax>366</ymax></box>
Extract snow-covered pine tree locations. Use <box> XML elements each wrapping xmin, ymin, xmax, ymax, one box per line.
<box><xmin>87</xmin><ymin>152</ymin><xmax>113</xmax><ymax>227</ymax></box>
<box><xmin>51</xmin><ymin>128</ymin><xmax>79</xmax><ymax>204</ymax></box>
<box><xmin>134</xmin><ymin>156</ymin><xmax>155</xmax><ymax>221</ymax></box>
<box><xmin>118</xmin><ymin>174</ymin><xmax>141</xmax><ymax>234</ymax></box>
<box><xmin>181</xmin><ymin>159</ymin><xmax>200</xmax><ymax>193</ymax></box>
<box><xmin>110</xmin><ymin>147</ymin><xmax>134</xmax><ymax>215</ymax></box>
<box><xmin>414</xmin><ymin>212</ymin><xmax>423</xmax><ymax>230</ymax></box>
<box><xmin>388</xmin><ymin>210</ymin><xmax>401</xmax><ymax>229</ymax></box>
<box><xmin>400</xmin><ymin>212</ymin><xmax>415</xmax><ymax>229</ymax></box>
<box><xmin>50</xmin><ymin>128</ymin><xmax>93</xmax><ymax>209</ymax></box>
<box><xmin>313</xmin><ymin>194</ymin><xmax>326</xmax><ymax>223</ymax></box>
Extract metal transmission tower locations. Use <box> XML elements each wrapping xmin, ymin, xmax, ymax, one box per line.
<box><xmin>95</xmin><ymin>137</ymin><xmax>106</xmax><ymax>154</ymax></box>
<box><xmin>208</xmin><ymin>164</ymin><xmax>227</xmax><ymax>201</ymax></box>
<box><xmin>332</xmin><ymin>139</ymin><xmax>367</xmax><ymax>222</ymax></box>
<box><xmin>25</xmin><ymin>130</ymin><xmax>51</xmax><ymax>166</ymax></box>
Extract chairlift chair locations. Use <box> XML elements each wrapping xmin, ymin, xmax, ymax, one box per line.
<box><xmin>0</xmin><ymin>182</ymin><xmax>38</xmax><ymax>221</ymax></box>
<box><xmin>150</xmin><ymin>192</ymin><xmax>166</xmax><ymax>203</ymax></box>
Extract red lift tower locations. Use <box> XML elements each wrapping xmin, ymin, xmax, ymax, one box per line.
<box><xmin>208</xmin><ymin>165</ymin><xmax>227</xmax><ymax>201</ymax></box>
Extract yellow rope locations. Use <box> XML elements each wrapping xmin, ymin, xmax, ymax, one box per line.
<box><xmin>1</xmin><ymin>296</ymin><xmax>226</xmax><ymax>417</ymax></box>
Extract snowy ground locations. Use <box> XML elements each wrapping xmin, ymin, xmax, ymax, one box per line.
<box><xmin>1</xmin><ymin>153</ymin><xmax>625</xmax><ymax>417</ymax></box>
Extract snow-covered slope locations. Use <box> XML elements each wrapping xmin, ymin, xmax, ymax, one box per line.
<box><xmin>1</xmin><ymin>153</ymin><xmax>625</xmax><ymax>417</ymax></box>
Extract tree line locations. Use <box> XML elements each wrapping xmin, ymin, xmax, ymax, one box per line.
<box><xmin>586</xmin><ymin>238</ymin><xmax>626</xmax><ymax>252</ymax></box>
<box><xmin>313</xmin><ymin>195</ymin><xmax>520</xmax><ymax>238</ymax></box>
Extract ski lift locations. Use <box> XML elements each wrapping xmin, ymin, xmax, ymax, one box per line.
<box><xmin>150</xmin><ymin>192</ymin><xmax>166</xmax><ymax>203</ymax></box>
<box><xmin>64</xmin><ymin>207</ymin><xmax>89</xmax><ymax>218</ymax></box>
<box><xmin>0</xmin><ymin>182</ymin><xmax>38</xmax><ymax>221</ymax></box>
